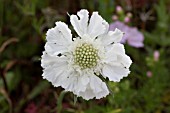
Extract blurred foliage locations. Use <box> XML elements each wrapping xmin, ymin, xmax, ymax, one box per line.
<box><xmin>0</xmin><ymin>0</ymin><xmax>170</xmax><ymax>113</ymax></box>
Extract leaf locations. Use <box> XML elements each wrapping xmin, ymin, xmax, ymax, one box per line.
<box><xmin>57</xmin><ymin>91</ymin><xmax>66</xmax><ymax>113</ymax></box>
<box><xmin>0</xmin><ymin>88</ymin><xmax>12</xmax><ymax>113</ymax></box>
<box><xmin>107</xmin><ymin>109</ymin><xmax>122</xmax><ymax>113</ymax></box>
<box><xmin>15</xmin><ymin>80</ymin><xmax>50</xmax><ymax>113</ymax></box>
<box><xmin>27</xmin><ymin>80</ymin><xmax>50</xmax><ymax>100</ymax></box>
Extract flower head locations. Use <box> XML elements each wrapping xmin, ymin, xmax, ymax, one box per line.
<box><xmin>112</xmin><ymin>15</ymin><xmax>118</xmax><ymax>21</ymax></box>
<box><xmin>109</xmin><ymin>21</ymin><xmax>144</xmax><ymax>48</ymax></box>
<box><xmin>146</xmin><ymin>71</ymin><xmax>152</xmax><ymax>77</ymax></box>
<box><xmin>41</xmin><ymin>9</ymin><xmax>132</xmax><ymax>100</ymax></box>
<box><xmin>116</xmin><ymin>6</ymin><xmax>123</xmax><ymax>14</ymax></box>
<box><xmin>153</xmin><ymin>50</ymin><xmax>160</xmax><ymax>61</ymax></box>
<box><xmin>124</xmin><ymin>16</ymin><xmax>130</xmax><ymax>23</ymax></box>
<box><xmin>25</xmin><ymin>102</ymin><xmax>37</xmax><ymax>113</ymax></box>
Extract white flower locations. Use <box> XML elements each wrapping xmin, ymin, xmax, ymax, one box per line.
<box><xmin>41</xmin><ymin>9</ymin><xmax>132</xmax><ymax>100</ymax></box>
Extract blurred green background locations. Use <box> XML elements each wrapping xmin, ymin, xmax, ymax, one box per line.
<box><xmin>0</xmin><ymin>0</ymin><xmax>170</xmax><ymax>113</ymax></box>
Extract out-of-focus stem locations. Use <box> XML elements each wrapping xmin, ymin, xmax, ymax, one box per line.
<box><xmin>0</xmin><ymin>38</ymin><xmax>19</xmax><ymax>54</ymax></box>
<box><xmin>0</xmin><ymin>67</ymin><xmax>8</xmax><ymax>93</ymax></box>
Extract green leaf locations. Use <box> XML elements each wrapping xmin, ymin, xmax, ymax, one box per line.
<box><xmin>27</xmin><ymin>80</ymin><xmax>50</xmax><ymax>100</ymax></box>
<box><xmin>57</xmin><ymin>91</ymin><xmax>66</xmax><ymax>113</ymax></box>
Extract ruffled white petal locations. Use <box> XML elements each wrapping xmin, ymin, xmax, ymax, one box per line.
<box><xmin>97</xmin><ymin>28</ymin><xmax>124</xmax><ymax>46</ymax></box>
<box><xmin>42</xmin><ymin>54</ymin><xmax>70</xmax><ymax>87</ymax></box>
<box><xmin>70</xmin><ymin>9</ymin><xmax>89</xmax><ymax>37</ymax></box>
<box><xmin>45</xmin><ymin>42</ymin><xmax>68</xmax><ymax>56</ymax></box>
<box><xmin>102</xmin><ymin>64</ymin><xmax>130</xmax><ymax>82</ymax></box>
<box><xmin>45</xmin><ymin>22</ymin><xmax>72</xmax><ymax>56</ymax></box>
<box><xmin>88</xmin><ymin>12</ymin><xmax>108</xmax><ymax>38</ymax></box>
<box><xmin>61</xmin><ymin>73</ymin><xmax>89</xmax><ymax>94</ymax></box>
<box><xmin>103</xmin><ymin>43</ymin><xmax>125</xmax><ymax>64</ymax></box>
<box><xmin>77</xmin><ymin>74</ymin><xmax>109</xmax><ymax>100</ymax></box>
<box><xmin>102</xmin><ymin>43</ymin><xmax>132</xmax><ymax>82</ymax></box>
<box><xmin>111</xmin><ymin>43</ymin><xmax>125</xmax><ymax>54</ymax></box>
<box><xmin>111</xmin><ymin>43</ymin><xmax>132</xmax><ymax>68</ymax></box>
<box><xmin>41</xmin><ymin>51</ymin><xmax>68</xmax><ymax>68</ymax></box>
<box><xmin>70</xmin><ymin>9</ymin><xmax>109</xmax><ymax>39</ymax></box>
<box><xmin>57</xmin><ymin>71</ymin><xmax>109</xmax><ymax>100</ymax></box>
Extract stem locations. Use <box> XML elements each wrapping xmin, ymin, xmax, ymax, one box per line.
<box><xmin>0</xmin><ymin>38</ymin><xmax>19</xmax><ymax>54</ymax></box>
<box><xmin>98</xmin><ymin>74</ymin><xmax>114</xmax><ymax>98</ymax></box>
<box><xmin>57</xmin><ymin>91</ymin><xmax>66</xmax><ymax>113</ymax></box>
<box><xmin>73</xmin><ymin>95</ymin><xmax>77</xmax><ymax>105</ymax></box>
<box><xmin>0</xmin><ymin>67</ymin><xmax>8</xmax><ymax>93</ymax></box>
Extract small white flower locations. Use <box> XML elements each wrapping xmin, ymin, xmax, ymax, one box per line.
<box><xmin>41</xmin><ymin>9</ymin><xmax>132</xmax><ymax>100</ymax></box>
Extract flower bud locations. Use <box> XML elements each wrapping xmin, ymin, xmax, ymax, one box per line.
<box><xmin>116</xmin><ymin>6</ymin><xmax>123</xmax><ymax>14</ymax></box>
<box><xmin>127</xmin><ymin>12</ymin><xmax>132</xmax><ymax>18</ymax></box>
<box><xmin>146</xmin><ymin>71</ymin><xmax>152</xmax><ymax>77</ymax></box>
<box><xmin>124</xmin><ymin>16</ymin><xmax>130</xmax><ymax>23</ymax></box>
<box><xmin>112</xmin><ymin>15</ymin><xmax>118</xmax><ymax>21</ymax></box>
<box><xmin>154</xmin><ymin>50</ymin><xmax>160</xmax><ymax>61</ymax></box>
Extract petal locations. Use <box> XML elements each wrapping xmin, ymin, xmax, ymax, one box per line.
<box><xmin>111</xmin><ymin>44</ymin><xmax>132</xmax><ymax>68</ymax></box>
<box><xmin>109</xmin><ymin>21</ymin><xmax>126</xmax><ymax>31</ymax></box>
<box><xmin>112</xmin><ymin>43</ymin><xmax>126</xmax><ymax>54</ymax></box>
<box><xmin>127</xmin><ymin>40</ymin><xmax>144</xmax><ymax>48</ymax></box>
<box><xmin>45</xmin><ymin>22</ymin><xmax>72</xmax><ymax>56</ymax></box>
<box><xmin>118</xmin><ymin>54</ymin><xmax>132</xmax><ymax>68</ymax></box>
<box><xmin>42</xmin><ymin>56</ymin><xmax>70</xmax><ymax>87</ymax></box>
<box><xmin>47</xmin><ymin>22</ymin><xmax>72</xmax><ymax>43</ymax></box>
<box><xmin>102</xmin><ymin>64</ymin><xmax>130</xmax><ymax>82</ymax></box>
<box><xmin>128</xmin><ymin>28</ymin><xmax>144</xmax><ymax>41</ymax></box>
<box><xmin>111</xmin><ymin>28</ymin><xmax>124</xmax><ymax>43</ymax></box>
<box><xmin>78</xmin><ymin>89</ymin><xmax>95</xmax><ymax>100</ymax></box>
<box><xmin>104</xmin><ymin>47</ymin><xmax>117</xmax><ymax>63</ymax></box>
<box><xmin>126</xmin><ymin>28</ymin><xmax>144</xmax><ymax>48</ymax></box>
<box><xmin>103</xmin><ymin>43</ymin><xmax>132</xmax><ymax>69</ymax></box>
<box><xmin>52</xmin><ymin>70</ymin><xmax>71</xmax><ymax>87</ymax></box>
<box><xmin>89</xmin><ymin>75</ymin><xmax>104</xmax><ymax>93</ymax></box>
<box><xmin>120</xmin><ymin>36</ymin><xmax>127</xmax><ymax>43</ymax></box>
<box><xmin>80</xmin><ymin>74</ymin><xmax>90</xmax><ymax>86</ymax></box>
<box><xmin>61</xmin><ymin>74</ymin><xmax>78</xmax><ymax>92</ymax></box>
<box><xmin>41</xmin><ymin>51</ymin><xmax>68</xmax><ymax>68</ymax></box>
<box><xmin>95</xmin><ymin>82</ymin><xmax>110</xmax><ymax>99</ymax></box>
<box><xmin>77</xmin><ymin>75</ymin><xmax>109</xmax><ymax>100</ymax></box>
<box><xmin>102</xmin><ymin>43</ymin><xmax>132</xmax><ymax>82</ymax></box>
<box><xmin>88</xmin><ymin>12</ymin><xmax>109</xmax><ymax>38</ymax></box>
<box><xmin>98</xmin><ymin>28</ymin><xmax>124</xmax><ymax>46</ymax></box>
<box><xmin>62</xmin><ymin>74</ymin><xmax>89</xmax><ymax>93</ymax></box>
<box><xmin>55</xmin><ymin>22</ymin><xmax>72</xmax><ymax>41</ymax></box>
<box><xmin>70</xmin><ymin>9</ymin><xmax>89</xmax><ymax>37</ymax></box>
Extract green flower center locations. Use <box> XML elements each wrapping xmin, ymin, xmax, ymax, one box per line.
<box><xmin>74</xmin><ymin>43</ymin><xmax>99</xmax><ymax>69</ymax></box>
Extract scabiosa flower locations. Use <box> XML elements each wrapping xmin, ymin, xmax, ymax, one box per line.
<box><xmin>146</xmin><ymin>71</ymin><xmax>152</xmax><ymax>77</ymax></box>
<box><xmin>41</xmin><ymin>9</ymin><xmax>132</xmax><ymax>100</ymax></box>
<box><xmin>153</xmin><ymin>50</ymin><xmax>160</xmax><ymax>62</ymax></box>
<box><xmin>116</xmin><ymin>6</ymin><xmax>123</xmax><ymax>14</ymax></box>
<box><xmin>109</xmin><ymin>21</ymin><xmax>144</xmax><ymax>48</ymax></box>
<box><xmin>112</xmin><ymin>15</ymin><xmax>118</xmax><ymax>21</ymax></box>
<box><xmin>124</xmin><ymin>16</ymin><xmax>130</xmax><ymax>23</ymax></box>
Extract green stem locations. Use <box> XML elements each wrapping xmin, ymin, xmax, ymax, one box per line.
<box><xmin>57</xmin><ymin>91</ymin><xmax>66</xmax><ymax>113</ymax></box>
